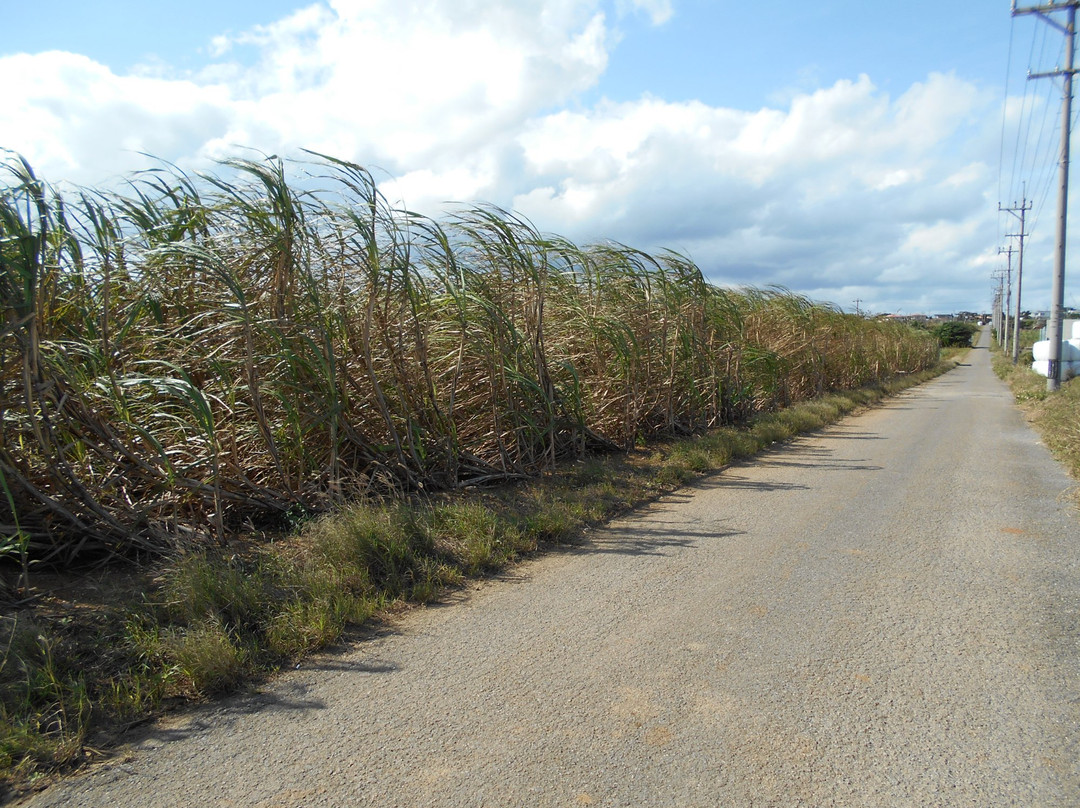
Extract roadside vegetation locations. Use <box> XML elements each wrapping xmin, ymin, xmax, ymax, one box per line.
<box><xmin>931</xmin><ymin>320</ymin><xmax>979</xmax><ymax>348</ymax></box>
<box><xmin>992</xmin><ymin>332</ymin><xmax>1080</xmax><ymax>480</ymax></box>
<box><xmin>0</xmin><ymin>150</ymin><xmax>942</xmax><ymax>793</ymax></box>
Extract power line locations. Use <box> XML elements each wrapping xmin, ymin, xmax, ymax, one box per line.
<box><xmin>999</xmin><ymin>15</ymin><xmax>1017</xmax><ymax>237</ymax></box>
<box><xmin>1000</xmin><ymin>14</ymin><xmax>1060</xmax><ymax>251</ymax></box>
<box><xmin>1021</xmin><ymin>80</ymin><xmax>1059</xmax><ymax>193</ymax></box>
<box><xmin>1027</xmin><ymin>96</ymin><xmax>1062</xmax><ymax>237</ymax></box>
<box><xmin>1008</xmin><ymin>15</ymin><xmax>1054</xmax><ymax>203</ymax></box>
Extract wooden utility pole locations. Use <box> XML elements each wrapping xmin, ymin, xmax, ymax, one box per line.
<box><xmin>1013</xmin><ymin>0</ymin><xmax>1078</xmax><ymax>390</ymax></box>
<box><xmin>1001</xmin><ymin>196</ymin><xmax>1032</xmax><ymax>363</ymax></box>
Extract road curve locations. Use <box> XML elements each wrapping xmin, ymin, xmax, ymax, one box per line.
<box><xmin>26</xmin><ymin>332</ymin><xmax>1080</xmax><ymax>807</ymax></box>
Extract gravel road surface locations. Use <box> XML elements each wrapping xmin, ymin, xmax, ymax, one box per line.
<box><xmin>25</xmin><ymin>333</ymin><xmax>1080</xmax><ymax>807</ymax></box>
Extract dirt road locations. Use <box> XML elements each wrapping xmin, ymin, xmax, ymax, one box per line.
<box><xmin>27</xmin><ymin>334</ymin><xmax>1080</xmax><ymax>807</ymax></box>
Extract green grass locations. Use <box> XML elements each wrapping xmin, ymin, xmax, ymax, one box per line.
<box><xmin>0</xmin><ymin>618</ymin><xmax>92</xmax><ymax>782</ymax></box>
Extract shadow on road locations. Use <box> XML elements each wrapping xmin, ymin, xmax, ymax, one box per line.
<box><xmin>124</xmin><ymin>686</ymin><xmax>332</xmax><ymax>749</ymax></box>
<box><xmin>813</xmin><ymin>428</ymin><xmax>883</xmax><ymax>440</ymax></box>
<box><xmin>757</xmin><ymin>458</ymin><xmax>882</xmax><ymax>472</ymax></box>
<box><xmin>701</xmin><ymin>474</ymin><xmax>811</xmax><ymax>491</ymax></box>
<box><xmin>570</xmin><ymin>520</ymin><xmax>745</xmax><ymax>557</ymax></box>
<box><xmin>302</xmin><ymin>658</ymin><xmax>399</xmax><ymax>675</ymax></box>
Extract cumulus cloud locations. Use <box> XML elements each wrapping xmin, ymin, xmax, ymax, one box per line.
<box><xmin>0</xmin><ymin>0</ymin><xmax>1015</xmax><ymax>313</ymax></box>
<box><xmin>1</xmin><ymin>51</ymin><xmax>236</xmax><ymax>181</ymax></box>
<box><xmin>507</xmin><ymin>71</ymin><xmax>1002</xmax><ymax>313</ymax></box>
<box><xmin>1</xmin><ymin>1</ymin><xmax>614</xmax><ymax>186</ymax></box>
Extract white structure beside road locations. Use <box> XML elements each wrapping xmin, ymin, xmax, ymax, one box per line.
<box><xmin>1032</xmin><ymin>319</ymin><xmax>1080</xmax><ymax>380</ymax></box>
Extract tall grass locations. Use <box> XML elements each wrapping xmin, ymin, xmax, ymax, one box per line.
<box><xmin>0</xmin><ymin>151</ymin><xmax>938</xmax><ymax>564</ymax></box>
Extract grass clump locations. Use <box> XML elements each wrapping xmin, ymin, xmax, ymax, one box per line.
<box><xmin>162</xmin><ymin>618</ymin><xmax>247</xmax><ymax>697</ymax></box>
<box><xmin>162</xmin><ymin>555</ymin><xmax>269</xmax><ymax>629</ymax></box>
<box><xmin>0</xmin><ymin>618</ymin><xmax>92</xmax><ymax>783</ymax></box>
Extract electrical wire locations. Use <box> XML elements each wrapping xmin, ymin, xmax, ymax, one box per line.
<box><xmin>998</xmin><ymin>14</ymin><xmax>1016</xmax><ymax>231</ymax></box>
<box><xmin>1007</xmin><ymin>17</ymin><xmax>1049</xmax><ymax>202</ymax></box>
<box><xmin>1024</xmin><ymin>85</ymin><xmax>1062</xmax><ymax>238</ymax></box>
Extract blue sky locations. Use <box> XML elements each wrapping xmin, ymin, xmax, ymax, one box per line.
<box><xmin>598</xmin><ymin>1</ymin><xmax>1011</xmax><ymax>107</ymax></box>
<box><xmin>0</xmin><ymin>1</ymin><xmax>1070</xmax><ymax>316</ymax></box>
<box><xmin>2</xmin><ymin>1</ymin><xmax>305</xmax><ymax>71</ymax></box>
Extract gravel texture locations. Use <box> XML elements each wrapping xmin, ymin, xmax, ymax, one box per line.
<box><xmin>23</xmin><ymin>334</ymin><xmax>1080</xmax><ymax>807</ymax></box>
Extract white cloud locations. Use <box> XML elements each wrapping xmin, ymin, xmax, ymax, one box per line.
<box><xmin>616</xmin><ymin>0</ymin><xmax>673</xmax><ymax>25</ymax></box>
<box><xmin>0</xmin><ymin>51</ymin><xmax>234</xmax><ymax>180</ymax></box>
<box><xmin>0</xmin><ymin>1</ymin><xmax>614</xmax><ymax>187</ymax></box>
<box><xmin>513</xmin><ymin>73</ymin><xmax>994</xmax><ymax>237</ymax></box>
<box><xmin>381</xmin><ymin>163</ymin><xmax>498</xmax><ymax>210</ymax></box>
<box><xmin>901</xmin><ymin>219</ymin><xmax>982</xmax><ymax>256</ymax></box>
<box><xmin>226</xmin><ymin>0</ymin><xmax>611</xmax><ymax>166</ymax></box>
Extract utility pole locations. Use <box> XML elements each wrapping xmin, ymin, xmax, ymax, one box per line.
<box><xmin>999</xmin><ymin>245</ymin><xmax>1015</xmax><ymax>354</ymax></box>
<box><xmin>1013</xmin><ymin>0</ymin><xmax>1078</xmax><ymax>391</ymax></box>
<box><xmin>852</xmin><ymin>299</ymin><xmax>862</xmax><ymax>317</ymax></box>
<box><xmin>1001</xmin><ymin>195</ymin><xmax>1032</xmax><ymax>363</ymax></box>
